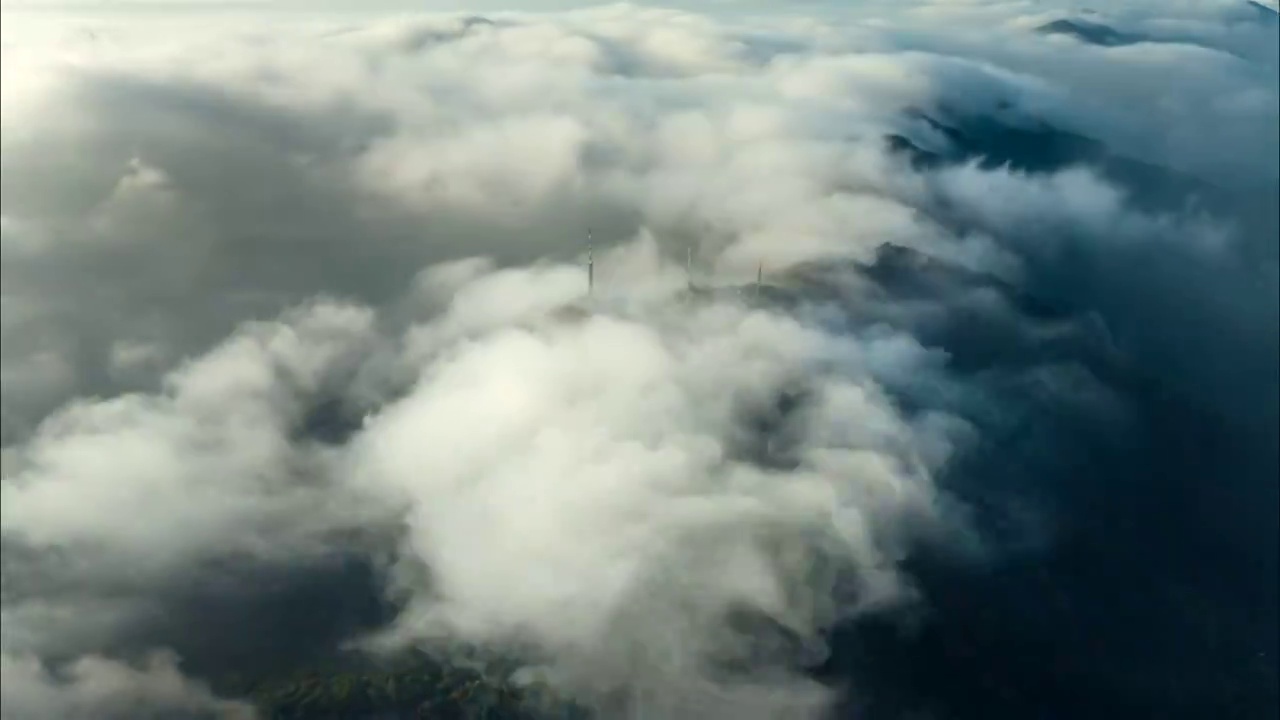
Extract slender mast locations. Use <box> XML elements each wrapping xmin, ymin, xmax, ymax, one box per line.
<box><xmin>587</xmin><ymin>228</ymin><xmax>594</xmax><ymax>296</ymax></box>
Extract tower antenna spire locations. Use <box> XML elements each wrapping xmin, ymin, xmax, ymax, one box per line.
<box><xmin>587</xmin><ymin>228</ymin><xmax>594</xmax><ymax>295</ymax></box>
<box><xmin>756</xmin><ymin>261</ymin><xmax>763</xmax><ymax>298</ymax></box>
<box><xmin>687</xmin><ymin>246</ymin><xmax>694</xmax><ymax>291</ymax></box>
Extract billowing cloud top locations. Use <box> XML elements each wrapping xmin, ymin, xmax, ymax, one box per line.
<box><xmin>1</xmin><ymin>2</ymin><xmax>1276</xmax><ymax>719</ymax></box>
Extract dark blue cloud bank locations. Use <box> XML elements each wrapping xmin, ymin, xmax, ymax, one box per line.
<box><xmin>0</xmin><ymin>2</ymin><xmax>1276</xmax><ymax>719</ymax></box>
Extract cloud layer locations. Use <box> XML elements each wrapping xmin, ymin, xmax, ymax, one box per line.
<box><xmin>2</xmin><ymin>2</ymin><xmax>1276</xmax><ymax>719</ymax></box>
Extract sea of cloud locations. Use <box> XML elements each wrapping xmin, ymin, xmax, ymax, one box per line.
<box><xmin>1</xmin><ymin>2</ymin><xmax>1276</xmax><ymax>719</ymax></box>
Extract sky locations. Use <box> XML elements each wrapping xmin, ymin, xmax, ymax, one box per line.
<box><xmin>1</xmin><ymin>1</ymin><xmax>1277</xmax><ymax>719</ymax></box>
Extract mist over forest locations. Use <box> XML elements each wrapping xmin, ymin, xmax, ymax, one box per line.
<box><xmin>1</xmin><ymin>1</ymin><xmax>1277</xmax><ymax>718</ymax></box>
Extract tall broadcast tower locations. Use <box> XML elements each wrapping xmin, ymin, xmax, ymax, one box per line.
<box><xmin>581</xmin><ymin>233</ymin><xmax>765</xmax><ymax>301</ymax></box>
